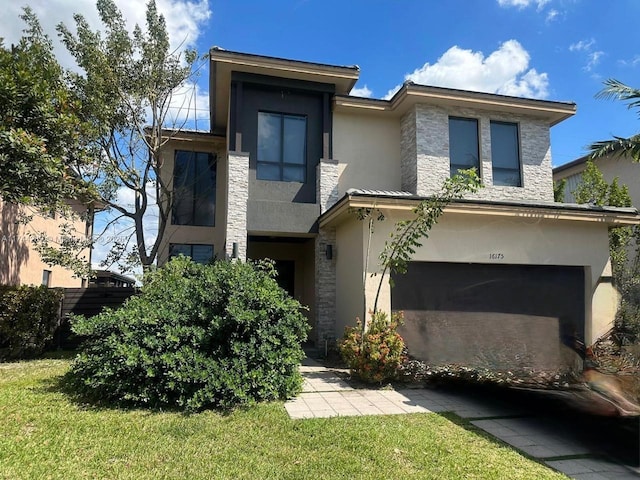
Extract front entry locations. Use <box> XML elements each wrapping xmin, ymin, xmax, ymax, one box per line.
<box><xmin>247</xmin><ymin>236</ymin><xmax>316</xmax><ymax>341</ymax></box>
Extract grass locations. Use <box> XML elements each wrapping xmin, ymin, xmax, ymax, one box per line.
<box><xmin>0</xmin><ymin>358</ymin><xmax>568</xmax><ymax>480</ymax></box>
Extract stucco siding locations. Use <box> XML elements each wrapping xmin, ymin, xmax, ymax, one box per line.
<box><xmin>335</xmin><ymin>218</ymin><xmax>365</xmax><ymax>340</ymax></box>
<box><xmin>157</xmin><ymin>134</ymin><xmax>228</xmax><ymax>264</ymax></box>
<box><xmin>0</xmin><ymin>200</ymin><xmax>89</xmax><ymax>287</ymax></box>
<box><xmin>333</xmin><ymin>112</ymin><xmax>402</xmax><ymax>196</ymax></box>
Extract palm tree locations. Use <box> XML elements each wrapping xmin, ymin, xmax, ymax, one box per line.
<box><xmin>589</xmin><ymin>79</ymin><xmax>640</xmax><ymax>161</ymax></box>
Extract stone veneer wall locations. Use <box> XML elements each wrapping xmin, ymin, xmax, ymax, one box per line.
<box><xmin>400</xmin><ymin>104</ymin><xmax>555</xmax><ymax>202</ymax></box>
<box><xmin>225</xmin><ymin>152</ymin><xmax>249</xmax><ymax>260</ymax></box>
<box><xmin>400</xmin><ymin>108</ymin><xmax>417</xmax><ymax>193</ymax></box>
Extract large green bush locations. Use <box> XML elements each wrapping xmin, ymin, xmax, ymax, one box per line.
<box><xmin>0</xmin><ymin>285</ymin><xmax>62</xmax><ymax>361</ymax></box>
<box><xmin>68</xmin><ymin>256</ymin><xmax>309</xmax><ymax>410</ymax></box>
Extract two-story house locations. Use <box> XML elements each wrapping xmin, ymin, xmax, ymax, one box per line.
<box><xmin>158</xmin><ymin>48</ymin><xmax>639</xmax><ymax>367</ymax></box>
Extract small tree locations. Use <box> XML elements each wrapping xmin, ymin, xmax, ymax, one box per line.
<box><xmin>373</xmin><ymin>169</ymin><xmax>481</xmax><ymax>312</ymax></box>
<box><xmin>340</xmin><ymin>170</ymin><xmax>481</xmax><ymax>382</ymax></box>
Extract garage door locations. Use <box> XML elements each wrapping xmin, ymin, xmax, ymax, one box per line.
<box><xmin>391</xmin><ymin>262</ymin><xmax>585</xmax><ymax>371</ymax></box>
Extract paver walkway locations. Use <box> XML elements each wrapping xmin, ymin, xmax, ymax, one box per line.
<box><xmin>285</xmin><ymin>358</ymin><xmax>640</xmax><ymax>480</ymax></box>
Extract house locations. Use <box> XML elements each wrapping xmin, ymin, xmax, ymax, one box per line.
<box><xmin>89</xmin><ymin>270</ymin><xmax>136</xmax><ymax>288</ymax></box>
<box><xmin>157</xmin><ymin>48</ymin><xmax>639</xmax><ymax>368</ymax></box>
<box><xmin>0</xmin><ymin>198</ymin><xmax>94</xmax><ymax>288</ymax></box>
<box><xmin>553</xmin><ymin>153</ymin><xmax>640</xmax><ymax>205</ymax></box>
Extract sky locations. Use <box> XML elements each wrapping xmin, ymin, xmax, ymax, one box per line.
<box><xmin>2</xmin><ymin>0</ymin><xmax>640</xmax><ymax>272</ymax></box>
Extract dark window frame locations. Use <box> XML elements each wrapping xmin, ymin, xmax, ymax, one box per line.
<box><xmin>448</xmin><ymin>116</ymin><xmax>480</xmax><ymax>177</ymax></box>
<box><xmin>490</xmin><ymin>120</ymin><xmax>522</xmax><ymax>187</ymax></box>
<box><xmin>168</xmin><ymin>243</ymin><xmax>214</xmax><ymax>264</ymax></box>
<box><xmin>257</xmin><ymin>111</ymin><xmax>308</xmax><ymax>182</ymax></box>
<box><xmin>172</xmin><ymin>150</ymin><xmax>217</xmax><ymax>226</ymax></box>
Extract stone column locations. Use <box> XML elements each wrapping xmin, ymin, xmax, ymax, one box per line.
<box><xmin>317</xmin><ymin>158</ymin><xmax>340</xmax><ymax>214</ymax></box>
<box><xmin>314</xmin><ymin>158</ymin><xmax>339</xmax><ymax>346</ymax></box>
<box><xmin>225</xmin><ymin>151</ymin><xmax>249</xmax><ymax>260</ymax></box>
<box><xmin>314</xmin><ymin>226</ymin><xmax>336</xmax><ymax>346</ymax></box>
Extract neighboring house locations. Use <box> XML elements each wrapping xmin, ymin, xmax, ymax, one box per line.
<box><xmin>89</xmin><ymin>270</ymin><xmax>136</xmax><ymax>288</ymax></box>
<box><xmin>0</xmin><ymin>198</ymin><xmax>93</xmax><ymax>288</ymax></box>
<box><xmin>553</xmin><ymin>153</ymin><xmax>640</xmax><ymax>205</ymax></box>
<box><xmin>158</xmin><ymin>48</ymin><xmax>639</xmax><ymax>364</ymax></box>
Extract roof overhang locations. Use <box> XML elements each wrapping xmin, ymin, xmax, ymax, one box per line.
<box><xmin>210</xmin><ymin>48</ymin><xmax>360</xmax><ymax>133</ymax></box>
<box><xmin>334</xmin><ymin>83</ymin><xmax>576</xmax><ymax>126</ymax></box>
<box><xmin>320</xmin><ymin>191</ymin><xmax>640</xmax><ymax>228</ymax></box>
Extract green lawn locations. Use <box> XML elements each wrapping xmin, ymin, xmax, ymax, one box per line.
<box><xmin>0</xmin><ymin>358</ymin><xmax>567</xmax><ymax>480</ymax></box>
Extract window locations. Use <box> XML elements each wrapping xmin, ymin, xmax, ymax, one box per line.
<box><xmin>449</xmin><ymin>117</ymin><xmax>480</xmax><ymax>177</ymax></box>
<box><xmin>490</xmin><ymin>121</ymin><xmax>522</xmax><ymax>187</ymax></box>
<box><xmin>169</xmin><ymin>244</ymin><xmax>214</xmax><ymax>264</ymax></box>
<box><xmin>257</xmin><ymin>112</ymin><xmax>307</xmax><ymax>182</ymax></box>
<box><xmin>172</xmin><ymin>151</ymin><xmax>216</xmax><ymax>226</ymax></box>
<box><xmin>42</xmin><ymin>270</ymin><xmax>51</xmax><ymax>287</ymax></box>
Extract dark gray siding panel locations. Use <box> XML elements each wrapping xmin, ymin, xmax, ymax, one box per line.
<box><xmin>391</xmin><ymin>262</ymin><xmax>585</xmax><ymax>372</ymax></box>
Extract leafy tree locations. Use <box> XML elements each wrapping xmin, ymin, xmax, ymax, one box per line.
<box><xmin>50</xmin><ymin>0</ymin><xmax>202</xmax><ymax>272</ymax></box>
<box><xmin>0</xmin><ymin>8</ymin><xmax>95</xmax><ymax>209</ymax></box>
<box><xmin>589</xmin><ymin>79</ymin><xmax>640</xmax><ymax>160</ymax></box>
<box><xmin>553</xmin><ymin>178</ymin><xmax>566</xmax><ymax>202</ymax></box>
<box><xmin>572</xmin><ymin>160</ymin><xmax>632</xmax><ymax>279</ymax></box>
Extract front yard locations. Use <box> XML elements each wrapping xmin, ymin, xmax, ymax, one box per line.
<box><xmin>0</xmin><ymin>357</ymin><xmax>566</xmax><ymax>479</ymax></box>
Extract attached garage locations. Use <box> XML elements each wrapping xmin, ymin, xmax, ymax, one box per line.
<box><xmin>392</xmin><ymin>262</ymin><xmax>585</xmax><ymax>371</ymax></box>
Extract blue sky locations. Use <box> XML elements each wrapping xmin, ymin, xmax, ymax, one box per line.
<box><xmin>3</xmin><ymin>0</ymin><xmax>640</xmax><ymax>272</ymax></box>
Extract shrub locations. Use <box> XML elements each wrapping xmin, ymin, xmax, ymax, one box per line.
<box><xmin>339</xmin><ymin>311</ymin><xmax>406</xmax><ymax>383</ymax></box>
<box><xmin>67</xmin><ymin>256</ymin><xmax>309</xmax><ymax>410</ymax></box>
<box><xmin>0</xmin><ymin>285</ymin><xmax>62</xmax><ymax>361</ymax></box>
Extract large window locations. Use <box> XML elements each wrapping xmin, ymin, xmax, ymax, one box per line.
<box><xmin>172</xmin><ymin>151</ymin><xmax>216</xmax><ymax>226</ymax></box>
<box><xmin>169</xmin><ymin>244</ymin><xmax>214</xmax><ymax>264</ymax></box>
<box><xmin>257</xmin><ymin>112</ymin><xmax>307</xmax><ymax>182</ymax></box>
<box><xmin>490</xmin><ymin>121</ymin><xmax>522</xmax><ymax>187</ymax></box>
<box><xmin>449</xmin><ymin>117</ymin><xmax>480</xmax><ymax>177</ymax></box>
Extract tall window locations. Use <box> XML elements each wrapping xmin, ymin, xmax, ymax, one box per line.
<box><xmin>490</xmin><ymin>121</ymin><xmax>522</xmax><ymax>187</ymax></box>
<box><xmin>172</xmin><ymin>151</ymin><xmax>216</xmax><ymax>226</ymax></box>
<box><xmin>449</xmin><ymin>117</ymin><xmax>480</xmax><ymax>177</ymax></box>
<box><xmin>169</xmin><ymin>244</ymin><xmax>214</xmax><ymax>264</ymax></box>
<box><xmin>257</xmin><ymin>112</ymin><xmax>307</xmax><ymax>182</ymax></box>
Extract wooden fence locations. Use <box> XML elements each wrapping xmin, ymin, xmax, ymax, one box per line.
<box><xmin>55</xmin><ymin>286</ymin><xmax>138</xmax><ymax>349</ymax></box>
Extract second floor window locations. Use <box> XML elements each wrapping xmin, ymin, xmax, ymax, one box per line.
<box><xmin>172</xmin><ymin>150</ymin><xmax>216</xmax><ymax>226</ymax></box>
<box><xmin>490</xmin><ymin>121</ymin><xmax>522</xmax><ymax>187</ymax></box>
<box><xmin>449</xmin><ymin>117</ymin><xmax>480</xmax><ymax>177</ymax></box>
<box><xmin>257</xmin><ymin>112</ymin><xmax>307</xmax><ymax>182</ymax></box>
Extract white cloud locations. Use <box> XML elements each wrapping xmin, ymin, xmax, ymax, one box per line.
<box><xmin>569</xmin><ymin>38</ymin><xmax>595</xmax><ymax>52</ymax></box>
<box><xmin>585</xmin><ymin>51</ymin><xmax>604</xmax><ymax>72</ymax></box>
<box><xmin>349</xmin><ymin>85</ymin><xmax>373</xmax><ymax>98</ymax></box>
<box><xmin>385</xmin><ymin>40</ymin><xmax>549</xmax><ymax>100</ymax></box>
<box><xmin>545</xmin><ymin>9</ymin><xmax>560</xmax><ymax>22</ymax></box>
<box><xmin>619</xmin><ymin>55</ymin><xmax>640</xmax><ymax>67</ymax></box>
<box><xmin>568</xmin><ymin>38</ymin><xmax>605</xmax><ymax>73</ymax></box>
<box><xmin>497</xmin><ymin>0</ymin><xmax>549</xmax><ymax>10</ymax></box>
<box><xmin>166</xmin><ymin>81</ymin><xmax>210</xmax><ymax>130</ymax></box>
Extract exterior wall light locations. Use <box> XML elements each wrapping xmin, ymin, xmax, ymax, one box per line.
<box><xmin>325</xmin><ymin>244</ymin><xmax>333</xmax><ymax>260</ymax></box>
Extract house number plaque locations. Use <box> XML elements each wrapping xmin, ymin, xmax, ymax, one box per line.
<box><xmin>488</xmin><ymin>253</ymin><xmax>504</xmax><ymax>260</ymax></box>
